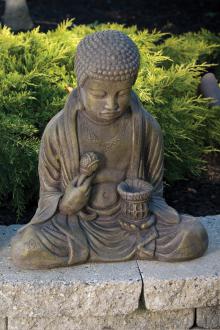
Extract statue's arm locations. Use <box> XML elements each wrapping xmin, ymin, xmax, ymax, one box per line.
<box><xmin>38</xmin><ymin>122</ymin><xmax>61</xmax><ymax>195</ymax></box>
<box><xmin>33</xmin><ymin>117</ymin><xmax>64</xmax><ymax>223</ymax></box>
<box><xmin>30</xmin><ymin>112</ymin><xmax>91</xmax><ymax>224</ymax></box>
<box><xmin>144</xmin><ymin>112</ymin><xmax>164</xmax><ymax>197</ymax></box>
<box><xmin>144</xmin><ymin>111</ymin><xmax>180</xmax><ymax>223</ymax></box>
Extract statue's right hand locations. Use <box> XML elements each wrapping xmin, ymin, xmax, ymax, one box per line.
<box><xmin>59</xmin><ymin>176</ymin><xmax>92</xmax><ymax>216</ymax></box>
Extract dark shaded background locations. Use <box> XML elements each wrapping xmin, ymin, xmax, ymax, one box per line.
<box><xmin>0</xmin><ymin>0</ymin><xmax>219</xmax><ymax>33</ymax></box>
<box><xmin>27</xmin><ymin>0</ymin><xmax>220</xmax><ymax>33</ymax></box>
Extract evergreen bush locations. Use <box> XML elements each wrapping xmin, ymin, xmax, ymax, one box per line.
<box><xmin>0</xmin><ymin>21</ymin><xmax>219</xmax><ymax>219</ymax></box>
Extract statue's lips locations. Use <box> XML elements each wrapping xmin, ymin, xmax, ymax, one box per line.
<box><xmin>100</xmin><ymin>109</ymin><xmax>121</xmax><ymax>118</ymax></box>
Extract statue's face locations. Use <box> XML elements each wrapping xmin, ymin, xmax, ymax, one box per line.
<box><xmin>79</xmin><ymin>78</ymin><xmax>133</xmax><ymax>123</ymax></box>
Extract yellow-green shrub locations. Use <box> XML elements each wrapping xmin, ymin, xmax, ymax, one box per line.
<box><xmin>0</xmin><ymin>21</ymin><xmax>219</xmax><ymax>218</ymax></box>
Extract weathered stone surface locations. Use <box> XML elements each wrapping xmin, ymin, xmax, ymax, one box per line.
<box><xmin>197</xmin><ymin>305</ymin><xmax>220</xmax><ymax>328</ymax></box>
<box><xmin>138</xmin><ymin>215</ymin><xmax>220</xmax><ymax>311</ymax></box>
<box><xmin>0</xmin><ymin>226</ymin><xmax>142</xmax><ymax>318</ymax></box>
<box><xmin>0</xmin><ymin>318</ymin><xmax>6</xmax><ymax>330</ymax></box>
<box><xmin>8</xmin><ymin>308</ymin><xmax>194</xmax><ymax>330</ymax></box>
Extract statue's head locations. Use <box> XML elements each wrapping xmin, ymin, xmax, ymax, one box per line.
<box><xmin>74</xmin><ymin>30</ymin><xmax>140</xmax><ymax>123</ymax></box>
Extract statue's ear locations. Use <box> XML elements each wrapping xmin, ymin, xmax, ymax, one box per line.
<box><xmin>76</xmin><ymin>88</ymin><xmax>84</xmax><ymax>111</ymax></box>
<box><xmin>77</xmin><ymin>87</ymin><xmax>81</xmax><ymax>100</ymax></box>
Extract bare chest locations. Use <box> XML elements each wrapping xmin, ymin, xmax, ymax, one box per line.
<box><xmin>77</xmin><ymin>111</ymin><xmax>132</xmax><ymax>210</ymax></box>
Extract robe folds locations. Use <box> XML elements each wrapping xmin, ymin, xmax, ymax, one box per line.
<box><xmin>11</xmin><ymin>89</ymin><xmax>208</xmax><ymax>268</ymax></box>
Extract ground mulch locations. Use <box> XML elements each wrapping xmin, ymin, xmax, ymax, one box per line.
<box><xmin>21</xmin><ymin>0</ymin><xmax>220</xmax><ymax>34</ymax></box>
<box><xmin>0</xmin><ymin>0</ymin><xmax>220</xmax><ymax>34</ymax></box>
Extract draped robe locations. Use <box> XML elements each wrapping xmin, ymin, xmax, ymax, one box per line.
<box><xmin>11</xmin><ymin>89</ymin><xmax>208</xmax><ymax>268</ymax></box>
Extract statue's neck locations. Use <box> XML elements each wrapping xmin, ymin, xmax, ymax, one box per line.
<box><xmin>77</xmin><ymin>109</ymin><xmax>132</xmax><ymax>157</ymax></box>
<box><xmin>78</xmin><ymin>110</ymin><xmax>130</xmax><ymax>140</ymax></box>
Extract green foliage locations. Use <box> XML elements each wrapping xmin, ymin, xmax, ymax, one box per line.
<box><xmin>0</xmin><ymin>113</ymin><xmax>39</xmax><ymax>217</ymax></box>
<box><xmin>0</xmin><ymin>21</ymin><xmax>219</xmax><ymax>218</ymax></box>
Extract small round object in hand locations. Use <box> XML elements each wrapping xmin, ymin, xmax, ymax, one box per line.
<box><xmin>80</xmin><ymin>152</ymin><xmax>100</xmax><ymax>176</ymax></box>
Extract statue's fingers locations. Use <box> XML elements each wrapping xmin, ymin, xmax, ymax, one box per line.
<box><xmin>85</xmin><ymin>187</ymin><xmax>91</xmax><ymax>198</ymax></box>
<box><xmin>71</xmin><ymin>177</ymin><xmax>78</xmax><ymax>187</ymax></box>
<box><xmin>81</xmin><ymin>175</ymin><xmax>95</xmax><ymax>191</ymax></box>
<box><xmin>77</xmin><ymin>174</ymin><xmax>86</xmax><ymax>187</ymax></box>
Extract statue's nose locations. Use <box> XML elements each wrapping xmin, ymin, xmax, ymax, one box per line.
<box><xmin>104</xmin><ymin>96</ymin><xmax>118</xmax><ymax>112</ymax></box>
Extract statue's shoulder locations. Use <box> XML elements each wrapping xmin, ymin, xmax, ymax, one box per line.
<box><xmin>42</xmin><ymin>110</ymin><xmax>64</xmax><ymax>142</ymax></box>
<box><xmin>42</xmin><ymin>89</ymin><xmax>78</xmax><ymax>144</ymax></box>
<box><xmin>142</xmin><ymin>108</ymin><xmax>162</xmax><ymax>135</ymax></box>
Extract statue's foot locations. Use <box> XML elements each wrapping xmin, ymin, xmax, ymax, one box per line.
<box><xmin>155</xmin><ymin>215</ymin><xmax>208</xmax><ymax>262</ymax></box>
<box><xmin>11</xmin><ymin>221</ymin><xmax>89</xmax><ymax>269</ymax></box>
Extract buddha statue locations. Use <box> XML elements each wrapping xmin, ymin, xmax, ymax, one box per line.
<box><xmin>11</xmin><ymin>30</ymin><xmax>208</xmax><ymax>269</ymax></box>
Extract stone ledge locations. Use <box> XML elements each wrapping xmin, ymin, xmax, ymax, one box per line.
<box><xmin>197</xmin><ymin>306</ymin><xmax>220</xmax><ymax>329</ymax></box>
<box><xmin>0</xmin><ymin>226</ymin><xmax>141</xmax><ymax>319</ymax></box>
<box><xmin>0</xmin><ymin>318</ymin><xmax>7</xmax><ymax>330</ymax></box>
<box><xmin>8</xmin><ymin>309</ymin><xmax>195</xmax><ymax>330</ymax></box>
<box><xmin>192</xmin><ymin>328</ymin><xmax>220</xmax><ymax>330</ymax></box>
<box><xmin>0</xmin><ymin>247</ymin><xmax>141</xmax><ymax>318</ymax></box>
<box><xmin>138</xmin><ymin>215</ymin><xmax>220</xmax><ymax>311</ymax></box>
<box><xmin>0</xmin><ymin>215</ymin><xmax>219</xmax><ymax>329</ymax></box>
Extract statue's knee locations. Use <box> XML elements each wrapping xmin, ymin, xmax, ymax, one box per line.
<box><xmin>11</xmin><ymin>225</ymin><xmax>80</xmax><ymax>269</ymax></box>
<box><xmin>11</xmin><ymin>226</ymin><xmax>43</xmax><ymax>268</ymax></box>
<box><xmin>181</xmin><ymin>218</ymin><xmax>208</xmax><ymax>258</ymax></box>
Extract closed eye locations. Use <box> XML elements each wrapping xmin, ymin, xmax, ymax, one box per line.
<box><xmin>89</xmin><ymin>90</ymin><xmax>106</xmax><ymax>98</ymax></box>
<box><xmin>118</xmin><ymin>89</ymin><xmax>130</xmax><ymax>97</ymax></box>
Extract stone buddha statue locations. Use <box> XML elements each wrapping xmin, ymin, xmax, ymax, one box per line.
<box><xmin>11</xmin><ymin>30</ymin><xmax>208</xmax><ymax>269</ymax></box>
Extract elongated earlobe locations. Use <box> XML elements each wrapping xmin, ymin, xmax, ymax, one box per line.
<box><xmin>77</xmin><ymin>87</ymin><xmax>85</xmax><ymax>111</ymax></box>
